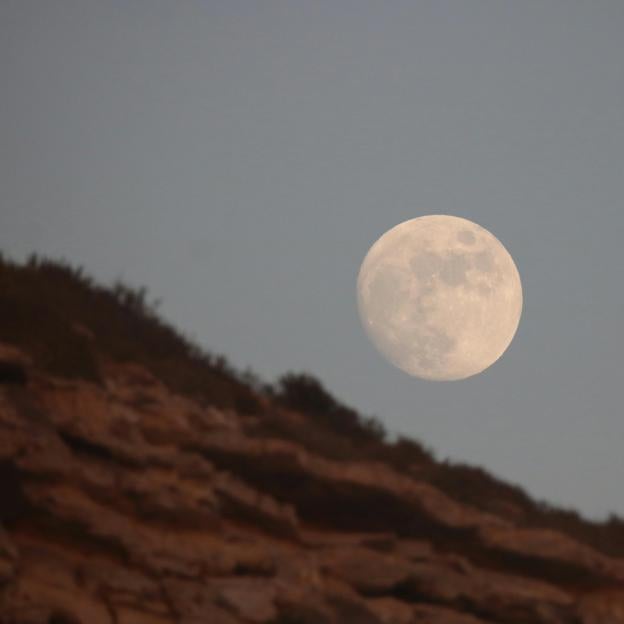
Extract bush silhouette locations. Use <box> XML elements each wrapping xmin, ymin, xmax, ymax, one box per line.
<box><xmin>269</xmin><ymin>372</ymin><xmax>385</xmax><ymax>443</ymax></box>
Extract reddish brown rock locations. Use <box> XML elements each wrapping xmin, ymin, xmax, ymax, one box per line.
<box><xmin>0</xmin><ymin>528</ymin><xmax>17</xmax><ymax>587</ymax></box>
<box><xmin>366</xmin><ymin>597</ymin><xmax>415</xmax><ymax>624</ymax></box>
<box><xmin>2</xmin><ymin>341</ymin><xmax>624</xmax><ymax>623</ymax></box>
<box><xmin>0</xmin><ymin>344</ymin><xmax>31</xmax><ymax>385</ymax></box>
<box><xmin>411</xmin><ymin>604</ymin><xmax>492</xmax><ymax>623</ymax></box>
<box><xmin>321</xmin><ymin>544</ymin><xmax>574</xmax><ymax>623</ymax></box>
<box><xmin>576</xmin><ymin>589</ymin><xmax>624</xmax><ymax>624</ymax></box>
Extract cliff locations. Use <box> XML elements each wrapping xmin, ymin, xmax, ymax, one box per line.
<box><xmin>1</xmin><ymin>256</ymin><xmax>623</xmax><ymax>623</ymax></box>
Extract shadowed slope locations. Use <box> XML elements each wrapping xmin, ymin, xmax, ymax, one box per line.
<box><xmin>1</xmin><ymin>254</ymin><xmax>624</xmax><ymax>623</ymax></box>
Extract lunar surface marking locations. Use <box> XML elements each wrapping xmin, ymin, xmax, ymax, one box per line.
<box><xmin>357</xmin><ymin>215</ymin><xmax>523</xmax><ymax>380</ymax></box>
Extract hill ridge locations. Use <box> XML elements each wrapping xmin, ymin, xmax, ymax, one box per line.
<box><xmin>0</xmin><ymin>254</ymin><xmax>623</xmax><ymax>622</ymax></box>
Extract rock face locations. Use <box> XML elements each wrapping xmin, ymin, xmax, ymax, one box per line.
<box><xmin>1</xmin><ymin>343</ymin><xmax>624</xmax><ymax>623</ymax></box>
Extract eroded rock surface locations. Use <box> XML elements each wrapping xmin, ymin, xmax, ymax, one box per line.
<box><xmin>1</xmin><ymin>343</ymin><xmax>623</xmax><ymax>623</ymax></box>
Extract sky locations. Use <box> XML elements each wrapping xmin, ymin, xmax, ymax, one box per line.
<box><xmin>2</xmin><ymin>0</ymin><xmax>624</xmax><ymax>519</ymax></box>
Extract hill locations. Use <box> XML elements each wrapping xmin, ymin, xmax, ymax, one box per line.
<box><xmin>0</xmin><ymin>253</ymin><xmax>623</xmax><ymax>623</ymax></box>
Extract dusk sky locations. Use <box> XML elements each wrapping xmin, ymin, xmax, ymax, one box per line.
<box><xmin>2</xmin><ymin>0</ymin><xmax>624</xmax><ymax>519</ymax></box>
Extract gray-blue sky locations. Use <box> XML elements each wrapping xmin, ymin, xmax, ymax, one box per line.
<box><xmin>2</xmin><ymin>0</ymin><xmax>623</xmax><ymax>518</ymax></box>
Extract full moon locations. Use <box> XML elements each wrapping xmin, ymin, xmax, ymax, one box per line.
<box><xmin>357</xmin><ymin>215</ymin><xmax>522</xmax><ymax>381</ymax></box>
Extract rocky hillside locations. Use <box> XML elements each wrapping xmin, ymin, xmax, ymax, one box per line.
<box><xmin>1</xmin><ymin>256</ymin><xmax>624</xmax><ymax>623</ymax></box>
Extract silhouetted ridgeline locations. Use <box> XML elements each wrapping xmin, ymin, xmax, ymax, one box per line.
<box><xmin>0</xmin><ymin>252</ymin><xmax>260</xmax><ymax>413</ymax></box>
<box><xmin>1</xmin><ymin>252</ymin><xmax>623</xmax><ymax>557</ymax></box>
